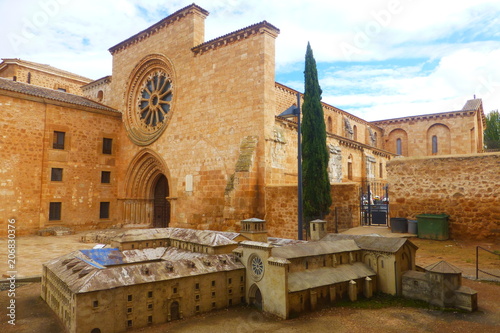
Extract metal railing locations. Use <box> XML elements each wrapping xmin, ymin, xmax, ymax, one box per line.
<box><xmin>476</xmin><ymin>246</ymin><xmax>500</xmax><ymax>280</ymax></box>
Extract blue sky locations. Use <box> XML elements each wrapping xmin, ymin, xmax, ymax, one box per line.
<box><xmin>1</xmin><ymin>0</ymin><xmax>499</xmax><ymax>120</ymax></box>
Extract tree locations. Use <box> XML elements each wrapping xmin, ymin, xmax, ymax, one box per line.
<box><xmin>484</xmin><ymin>110</ymin><xmax>500</xmax><ymax>150</ymax></box>
<box><xmin>301</xmin><ymin>42</ymin><xmax>332</xmax><ymax>233</ymax></box>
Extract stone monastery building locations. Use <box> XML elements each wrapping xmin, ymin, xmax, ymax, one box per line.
<box><xmin>0</xmin><ymin>4</ymin><xmax>486</xmax><ymax>238</ymax></box>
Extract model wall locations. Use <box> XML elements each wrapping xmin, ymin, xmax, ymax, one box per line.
<box><xmin>388</xmin><ymin>153</ymin><xmax>500</xmax><ymax>240</ymax></box>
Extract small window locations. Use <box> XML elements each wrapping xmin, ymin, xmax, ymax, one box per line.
<box><xmin>51</xmin><ymin>168</ymin><xmax>63</xmax><ymax>181</ymax></box>
<box><xmin>102</xmin><ymin>138</ymin><xmax>113</xmax><ymax>154</ymax></box>
<box><xmin>101</xmin><ymin>171</ymin><xmax>111</xmax><ymax>184</ymax></box>
<box><xmin>195</xmin><ymin>283</ymin><xmax>200</xmax><ymax>290</ymax></box>
<box><xmin>13</xmin><ymin>76</ymin><xmax>17</xmax><ymax>81</ymax></box>
<box><xmin>379</xmin><ymin>163</ymin><xmax>383</xmax><ymax>178</ymax></box>
<box><xmin>57</xmin><ymin>88</ymin><xmax>66</xmax><ymax>92</ymax></box>
<box><xmin>228</xmin><ymin>278</ymin><xmax>232</xmax><ymax>285</ymax></box>
<box><xmin>148</xmin><ymin>291</ymin><xmax>153</xmax><ymax>298</ymax></box>
<box><xmin>229</xmin><ymin>299</ymin><xmax>233</xmax><ymax>306</ymax></box>
<box><xmin>211</xmin><ymin>281</ymin><xmax>215</xmax><ymax>287</ymax></box>
<box><xmin>381</xmin><ymin>260</ymin><xmax>384</xmax><ymax>268</ymax></box>
<box><xmin>240</xmin><ymin>276</ymin><xmax>244</xmax><ymax>283</ymax></box>
<box><xmin>27</xmin><ymin>72</ymin><xmax>31</xmax><ymax>84</ymax></box>
<box><xmin>212</xmin><ymin>291</ymin><xmax>215</xmax><ymax>298</ymax></box>
<box><xmin>173</xmin><ymin>287</ymin><xmax>177</xmax><ymax>294</ymax></box>
<box><xmin>228</xmin><ymin>289</ymin><xmax>232</xmax><ymax>295</ymax></box>
<box><xmin>49</xmin><ymin>202</ymin><xmax>61</xmax><ymax>221</ymax></box>
<box><xmin>97</xmin><ymin>90</ymin><xmax>104</xmax><ymax>102</ymax></box>
<box><xmin>240</xmin><ymin>286</ymin><xmax>244</xmax><ymax>293</ymax></box>
<box><xmin>53</xmin><ymin>131</ymin><xmax>65</xmax><ymax>149</ymax></box>
<box><xmin>147</xmin><ymin>303</ymin><xmax>153</xmax><ymax>310</ymax></box>
<box><xmin>127</xmin><ymin>320</ymin><xmax>132</xmax><ymax>327</ymax></box>
<box><xmin>148</xmin><ymin>316</ymin><xmax>153</xmax><ymax>324</ymax></box>
<box><xmin>195</xmin><ymin>294</ymin><xmax>200</xmax><ymax>300</ymax></box>
<box><xmin>99</xmin><ymin>202</ymin><xmax>110</xmax><ymax>219</ymax></box>
<box><xmin>127</xmin><ymin>307</ymin><xmax>132</xmax><ymax>313</ymax></box>
<box><xmin>195</xmin><ymin>305</ymin><xmax>200</xmax><ymax>312</ymax></box>
<box><xmin>127</xmin><ymin>295</ymin><xmax>133</xmax><ymax>302</ymax></box>
<box><xmin>396</xmin><ymin>138</ymin><xmax>402</xmax><ymax>155</ymax></box>
<box><xmin>432</xmin><ymin>135</ymin><xmax>438</xmax><ymax>154</ymax></box>
<box><xmin>212</xmin><ymin>302</ymin><xmax>216</xmax><ymax>308</ymax></box>
<box><xmin>93</xmin><ymin>300</ymin><xmax>99</xmax><ymax>308</ymax></box>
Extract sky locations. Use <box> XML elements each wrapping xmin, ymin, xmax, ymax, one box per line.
<box><xmin>1</xmin><ymin>0</ymin><xmax>499</xmax><ymax>121</ymax></box>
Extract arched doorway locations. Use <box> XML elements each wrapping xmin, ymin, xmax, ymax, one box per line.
<box><xmin>248</xmin><ymin>284</ymin><xmax>263</xmax><ymax>310</ymax></box>
<box><xmin>170</xmin><ymin>301</ymin><xmax>180</xmax><ymax>320</ymax></box>
<box><xmin>153</xmin><ymin>175</ymin><xmax>170</xmax><ymax>228</ymax></box>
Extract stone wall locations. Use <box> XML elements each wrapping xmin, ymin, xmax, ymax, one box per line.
<box><xmin>265</xmin><ymin>183</ymin><xmax>360</xmax><ymax>239</ymax></box>
<box><xmin>387</xmin><ymin>153</ymin><xmax>500</xmax><ymax>240</ymax></box>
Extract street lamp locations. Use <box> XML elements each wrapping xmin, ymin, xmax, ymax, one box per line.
<box><xmin>278</xmin><ymin>92</ymin><xmax>303</xmax><ymax>240</ymax></box>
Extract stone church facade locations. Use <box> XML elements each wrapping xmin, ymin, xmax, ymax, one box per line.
<box><xmin>0</xmin><ymin>4</ymin><xmax>486</xmax><ymax>237</ymax></box>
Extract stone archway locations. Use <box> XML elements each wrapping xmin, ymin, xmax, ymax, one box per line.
<box><xmin>248</xmin><ymin>284</ymin><xmax>263</xmax><ymax>310</ymax></box>
<box><xmin>123</xmin><ymin>149</ymin><xmax>174</xmax><ymax>227</ymax></box>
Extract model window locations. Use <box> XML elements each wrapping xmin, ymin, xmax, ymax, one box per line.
<box><xmin>99</xmin><ymin>202</ymin><xmax>110</xmax><ymax>219</ymax></box>
<box><xmin>127</xmin><ymin>295</ymin><xmax>133</xmax><ymax>302</ymax></box>
<box><xmin>101</xmin><ymin>171</ymin><xmax>111</xmax><ymax>184</ymax></box>
<box><xmin>147</xmin><ymin>303</ymin><xmax>153</xmax><ymax>310</ymax></box>
<box><xmin>195</xmin><ymin>283</ymin><xmax>200</xmax><ymax>290</ymax></box>
<box><xmin>93</xmin><ymin>300</ymin><xmax>98</xmax><ymax>308</ymax></box>
<box><xmin>148</xmin><ymin>316</ymin><xmax>153</xmax><ymax>324</ymax></box>
<box><xmin>211</xmin><ymin>281</ymin><xmax>215</xmax><ymax>287</ymax></box>
<box><xmin>228</xmin><ymin>278</ymin><xmax>232</xmax><ymax>284</ymax></box>
<box><xmin>57</xmin><ymin>88</ymin><xmax>66</xmax><ymax>92</ymax></box>
<box><xmin>212</xmin><ymin>291</ymin><xmax>216</xmax><ymax>298</ymax></box>
<box><xmin>53</xmin><ymin>131</ymin><xmax>65</xmax><ymax>149</ymax></box>
<box><xmin>49</xmin><ymin>202</ymin><xmax>61</xmax><ymax>220</ymax></box>
<box><xmin>127</xmin><ymin>320</ymin><xmax>132</xmax><ymax>327</ymax></box>
<box><xmin>51</xmin><ymin>168</ymin><xmax>63</xmax><ymax>181</ymax></box>
<box><xmin>102</xmin><ymin>138</ymin><xmax>113</xmax><ymax>154</ymax></box>
<box><xmin>27</xmin><ymin>72</ymin><xmax>31</xmax><ymax>84</ymax></box>
<box><xmin>127</xmin><ymin>307</ymin><xmax>132</xmax><ymax>313</ymax></box>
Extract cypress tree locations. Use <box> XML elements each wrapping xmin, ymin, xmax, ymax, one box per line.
<box><xmin>301</xmin><ymin>42</ymin><xmax>332</xmax><ymax>232</ymax></box>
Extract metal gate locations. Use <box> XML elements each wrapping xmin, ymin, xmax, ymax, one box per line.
<box><xmin>360</xmin><ymin>181</ymin><xmax>389</xmax><ymax>226</ymax></box>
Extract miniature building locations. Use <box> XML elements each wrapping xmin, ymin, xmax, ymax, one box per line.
<box><xmin>0</xmin><ymin>3</ymin><xmax>486</xmax><ymax>237</ymax></box>
<box><xmin>402</xmin><ymin>260</ymin><xmax>478</xmax><ymax>311</ymax></box>
<box><xmin>42</xmin><ymin>220</ymin><xmax>422</xmax><ymax>332</ymax></box>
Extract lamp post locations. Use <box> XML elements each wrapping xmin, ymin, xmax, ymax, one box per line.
<box><xmin>278</xmin><ymin>92</ymin><xmax>303</xmax><ymax>240</ymax></box>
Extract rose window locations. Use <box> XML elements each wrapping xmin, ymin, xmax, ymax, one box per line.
<box><xmin>250</xmin><ymin>255</ymin><xmax>264</xmax><ymax>281</ymax></box>
<box><xmin>138</xmin><ymin>71</ymin><xmax>173</xmax><ymax>128</ymax></box>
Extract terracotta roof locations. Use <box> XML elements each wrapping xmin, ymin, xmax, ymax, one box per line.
<box><xmin>109</xmin><ymin>4</ymin><xmax>209</xmax><ymax>54</ymax></box>
<box><xmin>425</xmin><ymin>260</ymin><xmax>462</xmax><ymax>274</ymax></box>
<box><xmin>462</xmin><ymin>98</ymin><xmax>483</xmax><ymax>111</ymax></box>
<box><xmin>0</xmin><ymin>58</ymin><xmax>92</xmax><ymax>83</ymax></box>
<box><xmin>0</xmin><ymin>78</ymin><xmax>119</xmax><ymax>114</ymax></box>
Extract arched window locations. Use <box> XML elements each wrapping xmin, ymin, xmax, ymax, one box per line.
<box><xmin>97</xmin><ymin>90</ymin><xmax>104</xmax><ymax>102</ymax></box>
<box><xmin>353</xmin><ymin>125</ymin><xmax>358</xmax><ymax>141</ymax></box>
<box><xmin>327</xmin><ymin>116</ymin><xmax>332</xmax><ymax>133</ymax></box>
<box><xmin>396</xmin><ymin>138</ymin><xmax>402</xmax><ymax>155</ymax></box>
<box><xmin>432</xmin><ymin>135</ymin><xmax>438</xmax><ymax>154</ymax></box>
<box><xmin>347</xmin><ymin>155</ymin><xmax>353</xmax><ymax>180</ymax></box>
<box><xmin>373</xmin><ymin>132</ymin><xmax>377</xmax><ymax>147</ymax></box>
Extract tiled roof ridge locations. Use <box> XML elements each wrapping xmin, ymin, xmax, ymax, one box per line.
<box><xmin>0</xmin><ymin>77</ymin><xmax>119</xmax><ymax>114</ymax></box>
<box><xmin>108</xmin><ymin>3</ymin><xmax>209</xmax><ymax>55</ymax></box>
<box><xmin>191</xmin><ymin>20</ymin><xmax>280</xmax><ymax>55</ymax></box>
<box><xmin>1</xmin><ymin>58</ymin><xmax>93</xmax><ymax>83</ymax></box>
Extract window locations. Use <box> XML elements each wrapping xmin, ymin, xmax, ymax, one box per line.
<box><xmin>51</xmin><ymin>168</ymin><xmax>63</xmax><ymax>181</ymax></box>
<box><xmin>228</xmin><ymin>289</ymin><xmax>232</xmax><ymax>295</ymax></box>
<box><xmin>147</xmin><ymin>303</ymin><xmax>153</xmax><ymax>310</ymax></box>
<box><xmin>379</xmin><ymin>163</ymin><xmax>383</xmax><ymax>178</ymax></box>
<box><xmin>396</xmin><ymin>138</ymin><xmax>402</xmax><ymax>155</ymax></box>
<box><xmin>211</xmin><ymin>291</ymin><xmax>216</xmax><ymax>298</ymax></box>
<box><xmin>240</xmin><ymin>276</ymin><xmax>244</xmax><ymax>283</ymax></box>
<box><xmin>49</xmin><ymin>202</ymin><xmax>61</xmax><ymax>221</ymax></box>
<box><xmin>195</xmin><ymin>305</ymin><xmax>200</xmax><ymax>312</ymax></box>
<box><xmin>195</xmin><ymin>294</ymin><xmax>200</xmax><ymax>300</ymax></box>
<box><xmin>173</xmin><ymin>287</ymin><xmax>177</xmax><ymax>294</ymax></box>
<box><xmin>99</xmin><ymin>202</ymin><xmax>110</xmax><ymax>219</ymax></box>
<box><xmin>148</xmin><ymin>291</ymin><xmax>153</xmax><ymax>298</ymax></box>
<box><xmin>432</xmin><ymin>135</ymin><xmax>438</xmax><ymax>154</ymax></box>
<box><xmin>212</xmin><ymin>302</ymin><xmax>216</xmax><ymax>308</ymax></box>
<box><xmin>13</xmin><ymin>76</ymin><xmax>17</xmax><ymax>81</ymax></box>
<box><xmin>102</xmin><ymin>138</ymin><xmax>113</xmax><ymax>154</ymax></box>
<box><xmin>195</xmin><ymin>283</ymin><xmax>200</xmax><ymax>290</ymax></box>
<box><xmin>127</xmin><ymin>295</ymin><xmax>133</xmax><ymax>302</ymax></box>
<box><xmin>229</xmin><ymin>299</ymin><xmax>233</xmax><ymax>306</ymax></box>
<box><xmin>57</xmin><ymin>88</ymin><xmax>66</xmax><ymax>92</ymax></box>
<box><xmin>211</xmin><ymin>281</ymin><xmax>215</xmax><ymax>287</ymax></box>
<box><xmin>327</xmin><ymin>116</ymin><xmax>333</xmax><ymax>133</ymax></box>
<box><xmin>93</xmin><ymin>300</ymin><xmax>99</xmax><ymax>308</ymax></box>
<box><xmin>353</xmin><ymin>125</ymin><xmax>358</xmax><ymax>141</ymax></box>
<box><xmin>127</xmin><ymin>307</ymin><xmax>132</xmax><ymax>313</ymax></box>
<box><xmin>27</xmin><ymin>72</ymin><xmax>31</xmax><ymax>84</ymax></box>
<box><xmin>53</xmin><ymin>131</ymin><xmax>65</xmax><ymax>149</ymax></box>
<box><xmin>127</xmin><ymin>320</ymin><xmax>132</xmax><ymax>328</ymax></box>
<box><xmin>101</xmin><ymin>171</ymin><xmax>111</xmax><ymax>184</ymax></box>
<box><xmin>148</xmin><ymin>316</ymin><xmax>153</xmax><ymax>324</ymax></box>
<box><xmin>228</xmin><ymin>278</ymin><xmax>232</xmax><ymax>285</ymax></box>
<box><xmin>97</xmin><ymin>90</ymin><xmax>104</xmax><ymax>102</ymax></box>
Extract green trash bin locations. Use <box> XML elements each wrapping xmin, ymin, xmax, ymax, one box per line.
<box><xmin>416</xmin><ymin>214</ymin><xmax>449</xmax><ymax>240</ymax></box>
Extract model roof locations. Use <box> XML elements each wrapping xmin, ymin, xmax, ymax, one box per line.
<box><xmin>0</xmin><ymin>78</ymin><xmax>119</xmax><ymax>114</ymax></box>
<box><xmin>44</xmin><ymin>246</ymin><xmax>243</xmax><ymax>294</ymax></box>
<box><xmin>271</xmin><ymin>240</ymin><xmax>360</xmax><ymax>259</ymax></box>
<box><xmin>288</xmin><ymin>262</ymin><xmax>376</xmax><ymax>292</ymax></box>
<box><xmin>425</xmin><ymin>260</ymin><xmax>462</xmax><ymax>274</ymax></box>
<box><xmin>320</xmin><ymin>234</ymin><xmax>415</xmax><ymax>253</ymax></box>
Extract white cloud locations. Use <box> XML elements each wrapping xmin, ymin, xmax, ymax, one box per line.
<box><xmin>0</xmin><ymin>0</ymin><xmax>499</xmax><ymax>119</ymax></box>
